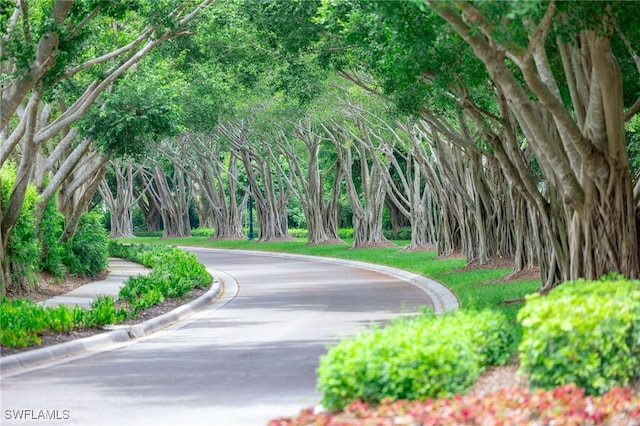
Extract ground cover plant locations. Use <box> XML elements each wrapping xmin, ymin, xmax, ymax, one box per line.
<box><xmin>0</xmin><ymin>243</ymin><xmax>211</xmax><ymax>349</ymax></box>
<box><xmin>269</xmin><ymin>384</ymin><xmax>640</xmax><ymax>425</ymax></box>
<box><xmin>0</xmin><ymin>296</ymin><xmax>123</xmax><ymax>348</ymax></box>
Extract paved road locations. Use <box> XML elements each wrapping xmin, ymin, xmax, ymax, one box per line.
<box><xmin>1</xmin><ymin>248</ymin><xmax>438</xmax><ymax>426</ymax></box>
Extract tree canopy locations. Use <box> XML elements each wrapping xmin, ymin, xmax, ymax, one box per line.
<box><xmin>2</xmin><ymin>0</ymin><xmax>639</xmax><ymax>294</ymax></box>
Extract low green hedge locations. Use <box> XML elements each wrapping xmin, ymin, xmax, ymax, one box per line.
<box><xmin>518</xmin><ymin>276</ymin><xmax>640</xmax><ymax>395</ymax></box>
<box><xmin>111</xmin><ymin>243</ymin><xmax>211</xmax><ymax>314</ymax></box>
<box><xmin>317</xmin><ymin>309</ymin><xmax>513</xmax><ymax>410</ymax></box>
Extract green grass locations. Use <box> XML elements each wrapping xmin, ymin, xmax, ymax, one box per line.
<box><xmin>115</xmin><ymin>236</ymin><xmax>540</xmax><ymax>325</ymax></box>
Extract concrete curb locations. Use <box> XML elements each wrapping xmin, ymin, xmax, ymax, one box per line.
<box><xmin>0</xmin><ymin>274</ymin><xmax>222</xmax><ymax>376</ymax></box>
<box><xmin>183</xmin><ymin>247</ymin><xmax>460</xmax><ymax>314</ymax></box>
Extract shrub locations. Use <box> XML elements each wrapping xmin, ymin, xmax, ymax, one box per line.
<box><xmin>191</xmin><ymin>228</ymin><xmax>215</xmax><ymax>237</ymax></box>
<box><xmin>518</xmin><ymin>277</ymin><xmax>640</xmax><ymax>395</ymax></box>
<box><xmin>44</xmin><ymin>305</ymin><xmax>77</xmax><ymax>332</ymax></box>
<box><xmin>86</xmin><ymin>295</ymin><xmax>126</xmax><ymax>326</ymax></box>
<box><xmin>133</xmin><ymin>230</ymin><xmax>163</xmax><ymax>238</ymax></box>
<box><xmin>0</xmin><ymin>298</ymin><xmax>47</xmax><ymax>347</ymax></box>
<box><xmin>113</xmin><ymin>243</ymin><xmax>211</xmax><ymax>315</ymax></box>
<box><xmin>383</xmin><ymin>226</ymin><xmax>412</xmax><ymax>241</ymax></box>
<box><xmin>63</xmin><ymin>212</ymin><xmax>108</xmax><ymax>276</ymax></box>
<box><xmin>2</xmin><ymin>163</ymin><xmax>41</xmax><ymax>290</ymax></box>
<box><xmin>38</xmin><ymin>196</ymin><xmax>67</xmax><ymax>278</ymax></box>
<box><xmin>288</xmin><ymin>228</ymin><xmax>309</xmax><ymax>239</ymax></box>
<box><xmin>338</xmin><ymin>228</ymin><xmax>354</xmax><ymax>240</ymax></box>
<box><xmin>317</xmin><ymin>309</ymin><xmax>512</xmax><ymax>410</ymax></box>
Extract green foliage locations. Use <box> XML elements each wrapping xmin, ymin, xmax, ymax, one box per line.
<box><xmin>63</xmin><ymin>212</ymin><xmax>108</xmax><ymax>276</ymax></box>
<box><xmin>518</xmin><ymin>277</ymin><xmax>640</xmax><ymax>395</ymax></box>
<box><xmin>383</xmin><ymin>226</ymin><xmax>412</xmax><ymax>241</ymax></box>
<box><xmin>0</xmin><ymin>295</ymin><xmax>125</xmax><ymax>348</ymax></box>
<box><xmin>80</xmin><ymin>65</ymin><xmax>182</xmax><ymax>158</ymax></box>
<box><xmin>0</xmin><ymin>298</ymin><xmax>48</xmax><ymax>347</ymax></box>
<box><xmin>1</xmin><ymin>163</ymin><xmax>41</xmax><ymax>289</ymax></box>
<box><xmin>191</xmin><ymin>228</ymin><xmax>215</xmax><ymax>237</ymax></box>
<box><xmin>38</xmin><ymin>196</ymin><xmax>67</xmax><ymax>278</ymax></box>
<box><xmin>288</xmin><ymin>228</ymin><xmax>309</xmax><ymax>239</ymax></box>
<box><xmin>112</xmin><ymin>243</ymin><xmax>211</xmax><ymax>315</ymax></box>
<box><xmin>338</xmin><ymin>228</ymin><xmax>354</xmax><ymax>240</ymax></box>
<box><xmin>317</xmin><ymin>309</ymin><xmax>512</xmax><ymax>410</ymax></box>
<box><xmin>134</xmin><ymin>230</ymin><xmax>164</xmax><ymax>238</ymax></box>
<box><xmin>627</xmin><ymin>115</ymin><xmax>640</xmax><ymax>176</ymax></box>
<box><xmin>1</xmin><ymin>240</ymin><xmax>213</xmax><ymax>349</ymax></box>
<box><xmin>86</xmin><ymin>295</ymin><xmax>126</xmax><ymax>326</ymax></box>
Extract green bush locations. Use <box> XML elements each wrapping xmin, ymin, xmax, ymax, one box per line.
<box><xmin>86</xmin><ymin>295</ymin><xmax>126</xmax><ymax>326</ymax></box>
<box><xmin>63</xmin><ymin>212</ymin><xmax>108</xmax><ymax>276</ymax></box>
<box><xmin>44</xmin><ymin>305</ymin><xmax>77</xmax><ymax>332</ymax></box>
<box><xmin>113</xmin><ymin>243</ymin><xmax>211</xmax><ymax>315</ymax></box>
<box><xmin>133</xmin><ymin>230</ymin><xmax>163</xmax><ymax>237</ymax></box>
<box><xmin>191</xmin><ymin>228</ymin><xmax>215</xmax><ymax>237</ymax></box>
<box><xmin>317</xmin><ymin>309</ymin><xmax>512</xmax><ymax>410</ymax></box>
<box><xmin>2</xmin><ymin>163</ymin><xmax>41</xmax><ymax>290</ymax></box>
<box><xmin>338</xmin><ymin>228</ymin><xmax>354</xmax><ymax>240</ymax></box>
<box><xmin>0</xmin><ymin>244</ymin><xmax>212</xmax><ymax>348</ymax></box>
<box><xmin>0</xmin><ymin>298</ymin><xmax>47</xmax><ymax>347</ymax></box>
<box><xmin>518</xmin><ymin>277</ymin><xmax>640</xmax><ymax>395</ymax></box>
<box><xmin>38</xmin><ymin>196</ymin><xmax>67</xmax><ymax>278</ymax></box>
<box><xmin>288</xmin><ymin>228</ymin><xmax>309</xmax><ymax>239</ymax></box>
<box><xmin>383</xmin><ymin>226</ymin><xmax>412</xmax><ymax>241</ymax></box>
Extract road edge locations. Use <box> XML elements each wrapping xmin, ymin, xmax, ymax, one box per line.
<box><xmin>0</xmin><ymin>271</ymin><xmax>223</xmax><ymax>376</ymax></box>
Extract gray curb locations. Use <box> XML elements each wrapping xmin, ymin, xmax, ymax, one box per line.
<box><xmin>0</xmin><ymin>273</ymin><xmax>222</xmax><ymax>376</ymax></box>
<box><xmin>183</xmin><ymin>247</ymin><xmax>460</xmax><ymax>314</ymax></box>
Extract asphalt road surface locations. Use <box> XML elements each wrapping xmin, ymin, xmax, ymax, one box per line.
<box><xmin>1</xmin><ymin>248</ymin><xmax>436</xmax><ymax>426</ymax></box>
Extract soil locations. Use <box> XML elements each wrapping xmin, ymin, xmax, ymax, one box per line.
<box><xmin>6</xmin><ymin>271</ymin><xmax>108</xmax><ymax>302</ymax></box>
<box><xmin>457</xmin><ymin>255</ymin><xmax>515</xmax><ymax>272</ymax></box>
<box><xmin>402</xmin><ymin>243</ymin><xmax>438</xmax><ymax>252</ymax></box>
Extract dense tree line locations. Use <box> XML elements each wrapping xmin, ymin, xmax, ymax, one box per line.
<box><xmin>2</xmin><ymin>0</ymin><xmax>639</xmax><ymax>295</ymax></box>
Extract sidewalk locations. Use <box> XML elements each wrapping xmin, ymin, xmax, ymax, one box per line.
<box><xmin>41</xmin><ymin>258</ymin><xmax>150</xmax><ymax>308</ymax></box>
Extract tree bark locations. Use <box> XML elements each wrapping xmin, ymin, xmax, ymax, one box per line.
<box><xmin>219</xmin><ymin>120</ymin><xmax>294</xmax><ymax>242</ymax></box>
<box><xmin>432</xmin><ymin>1</ymin><xmax>639</xmax><ymax>289</ymax></box>
<box><xmin>273</xmin><ymin>118</ymin><xmax>344</xmax><ymax>245</ymax></box>
<box><xmin>324</xmin><ymin>104</ymin><xmax>395</xmax><ymax>249</ymax></box>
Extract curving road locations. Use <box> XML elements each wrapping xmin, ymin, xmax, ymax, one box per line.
<box><xmin>1</xmin><ymin>248</ymin><xmax>449</xmax><ymax>426</ymax></box>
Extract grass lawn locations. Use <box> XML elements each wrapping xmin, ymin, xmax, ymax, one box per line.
<box><xmin>115</xmin><ymin>237</ymin><xmax>540</xmax><ymax>325</ymax></box>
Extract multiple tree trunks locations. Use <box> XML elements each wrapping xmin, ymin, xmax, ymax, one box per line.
<box><xmin>0</xmin><ymin>0</ymin><xmax>213</xmax><ymax>294</ymax></box>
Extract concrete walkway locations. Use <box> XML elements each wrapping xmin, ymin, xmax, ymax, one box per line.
<box><xmin>41</xmin><ymin>258</ymin><xmax>150</xmax><ymax>308</ymax></box>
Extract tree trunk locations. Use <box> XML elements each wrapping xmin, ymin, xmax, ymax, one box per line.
<box><xmin>326</xmin><ymin>121</ymin><xmax>394</xmax><ymax>249</ymax></box>
<box><xmin>219</xmin><ymin>120</ymin><xmax>294</xmax><ymax>242</ymax></box>
<box><xmin>433</xmin><ymin>2</ymin><xmax>639</xmax><ymax>289</ymax></box>
<box><xmin>148</xmin><ymin>165</ymin><xmax>192</xmax><ymax>238</ymax></box>
<box><xmin>98</xmin><ymin>160</ymin><xmax>140</xmax><ymax>238</ymax></box>
<box><xmin>274</xmin><ymin>118</ymin><xmax>344</xmax><ymax>245</ymax></box>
